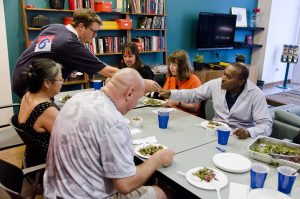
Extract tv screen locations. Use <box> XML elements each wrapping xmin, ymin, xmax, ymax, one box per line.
<box><xmin>196</xmin><ymin>12</ymin><xmax>237</xmax><ymax>50</ymax></box>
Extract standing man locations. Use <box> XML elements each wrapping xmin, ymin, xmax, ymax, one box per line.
<box><xmin>13</xmin><ymin>8</ymin><xmax>160</xmax><ymax>98</ymax></box>
<box><xmin>161</xmin><ymin>62</ymin><xmax>272</xmax><ymax>139</ymax></box>
<box><xmin>44</xmin><ymin>68</ymin><xmax>174</xmax><ymax>199</ymax></box>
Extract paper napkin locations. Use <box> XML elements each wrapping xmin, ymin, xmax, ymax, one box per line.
<box><xmin>130</xmin><ymin>128</ymin><xmax>141</xmax><ymax>135</ymax></box>
<box><xmin>132</xmin><ymin>136</ymin><xmax>157</xmax><ymax>145</ymax></box>
<box><xmin>228</xmin><ymin>182</ymin><xmax>249</xmax><ymax>199</ymax></box>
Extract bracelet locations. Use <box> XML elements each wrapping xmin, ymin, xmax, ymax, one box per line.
<box><xmin>177</xmin><ymin>101</ymin><xmax>181</xmax><ymax>107</ymax></box>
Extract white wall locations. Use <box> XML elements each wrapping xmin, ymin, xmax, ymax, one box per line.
<box><xmin>0</xmin><ymin>0</ymin><xmax>13</xmax><ymax>125</ymax></box>
<box><xmin>291</xmin><ymin>19</ymin><xmax>300</xmax><ymax>83</ymax></box>
<box><xmin>261</xmin><ymin>0</ymin><xmax>300</xmax><ymax>83</ymax></box>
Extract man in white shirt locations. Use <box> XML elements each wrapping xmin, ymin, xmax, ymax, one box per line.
<box><xmin>161</xmin><ymin>62</ymin><xmax>272</xmax><ymax>139</ymax></box>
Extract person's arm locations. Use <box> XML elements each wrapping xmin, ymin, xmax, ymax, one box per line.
<box><xmin>97</xmin><ymin>65</ymin><xmax>119</xmax><ymax>78</ymax></box>
<box><xmin>112</xmin><ymin>149</ymin><xmax>174</xmax><ymax>194</ymax></box>
<box><xmin>245</xmin><ymin>94</ymin><xmax>273</xmax><ymax>138</ymax></box>
<box><xmin>35</xmin><ymin>107</ymin><xmax>59</xmax><ymax>133</ymax></box>
<box><xmin>164</xmin><ymin>100</ymin><xmax>199</xmax><ymax>113</ymax></box>
<box><xmin>160</xmin><ymin>79</ymin><xmax>213</xmax><ymax>102</ymax></box>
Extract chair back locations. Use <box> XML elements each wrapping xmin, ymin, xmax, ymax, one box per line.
<box><xmin>0</xmin><ymin>159</ymin><xmax>24</xmax><ymax>198</ymax></box>
<box><xmin>10</xmin><ymin>114</ymin><xmax>45</xmax><ymax>167</ymax></box>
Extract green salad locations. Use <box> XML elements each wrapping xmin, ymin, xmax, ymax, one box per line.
<box><xmin>251</xmin><ymin>143</ymin><xmax>300</xmax><ymax>163</ymax></box>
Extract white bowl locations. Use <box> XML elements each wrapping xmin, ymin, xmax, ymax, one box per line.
<box><xmin>131</xmin><ymin>117</ymin><xmax>143</xmax><ymax>128</ymax></box>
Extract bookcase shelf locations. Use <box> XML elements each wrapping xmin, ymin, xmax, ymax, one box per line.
<box><xmin>21</xmin><ymin>0</ymin><xmax>167</xmax><ymax>87</ymax></box>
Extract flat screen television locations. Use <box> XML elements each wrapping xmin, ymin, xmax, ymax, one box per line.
<box><xmin>196</xmin><ymin>12</ymin><xmax>237</xmax><ymax>50</ymax></box>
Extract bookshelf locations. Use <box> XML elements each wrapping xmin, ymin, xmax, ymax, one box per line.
<box><xmin>20</xmin><ymin>0</ymin><xmax>167</xmax><ymax>87</ymax></box>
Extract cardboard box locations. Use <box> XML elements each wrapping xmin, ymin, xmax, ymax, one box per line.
<box><xmin>117</xmin><ymin>19</ymin><xmax>132</xmax><ymax>30</ymax></box>
<box><xmin>95</xmin><ymin>2</ymin><xmax>112</xmax><ymax>12</ymax></box>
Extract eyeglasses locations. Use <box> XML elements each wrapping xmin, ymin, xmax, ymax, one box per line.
<box><xmin>88</xmin><ymin>27</ymin><xmax>98</xmax><ymax>35</ymax></box>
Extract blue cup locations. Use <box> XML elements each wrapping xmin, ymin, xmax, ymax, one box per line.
<box><xmin>93</xmin><ymin>80</ymin><xmax>103</xmax><ymax>90</ymax></box>
<box><xmin>158</xmin><ymin>110</ymin><xmax>170</xmax><ymax>129</ymax></box>
<box><xmin>277</xmin><ymin>166</ymin><xmax>298</xmax><ymax>194</ymax></box>
<box><xmin>250</xmin><ymin>163</ymin><xmax>269</xmax><ymax>189</ymax></box>
<box><xmin>217</xmin><ymin>126</ymin><xmax>231</xmax><ymax>145</ymax></box>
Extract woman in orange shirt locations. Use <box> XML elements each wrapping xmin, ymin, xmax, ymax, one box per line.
<box><xmin>163</xmin><ymin>50</ymin><xmax>202</xmax><ymax>115</ymax></box>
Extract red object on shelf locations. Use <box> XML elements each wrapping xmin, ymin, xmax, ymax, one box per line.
<box><xmin>94</xmin><ymin>2</ymin><xmax>112</xmax><ymax>12</ymax></box>
<box><xmin>68</xmin><ymin>0</ymin><xmax>76</xmax><ymax>10</ymax></box>
<box><xmin>134</xmin><ymin>42</ymin><xmax>143</xmax><ymax>52</ymax></box>
<box><xmin>64</xmin><ymin>17</ymin><xmax>73</xmax><ymax>25</ymax></box>
<box><xmin>117</xmin><ymin>19</ymin><xmax>132</xmax><ymax>30</ymax></box>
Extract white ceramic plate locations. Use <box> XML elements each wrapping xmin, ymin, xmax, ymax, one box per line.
<box><xmin>248</xmin><ymin>188</ymin><xmax>292</xmax><ymax>199</ymax></box>
<box><xmin>135</xmin><ymin>143</ymin><xmax>167</xmax><ymax>159</ymax></box>
<box><xmin>142</xmin><ymin>98</ymin><xmax>165</xmax><ymax>106</ymax></box>
<box><xmin>185</xmin><ymin>167</ymin><xmax>228</xmax><ymax>190</ymax></box>
<box><xmin>200</xmin><ymin>121</ymin><xmax>229</xmax><ymax>130</ymax></box>
<box><xmin>213</xmin><ymin>153</ymin><xmax>251</xmax><ymax>173</ymax></box>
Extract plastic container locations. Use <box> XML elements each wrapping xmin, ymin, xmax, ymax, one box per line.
<box><xmin>63</xmin><ymin>17</ymin><xmax>73</xmax><ymax>25</ymax></box>
<box><xmin>117</xmin><ymin>19</ymin><xmax>132</xmax><ymax>30</ymax></box>
<box><xmin>95</xmin><ymin>2</ymin><xmax>112</xmax><ymax>12</ymax></box>
<box><xmin>102</xmin><ymin>21</ymin><xmax>118</xmax><ymax>30</ymax></box>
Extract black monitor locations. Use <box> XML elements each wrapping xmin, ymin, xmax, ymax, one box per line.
<box><xmin>196</xmin><ymin>12</ymin><xmax>237</xmax><ymax>50</ymax></box>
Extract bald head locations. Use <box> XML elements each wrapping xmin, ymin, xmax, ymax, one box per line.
<box><xmin>103</xmin><ymin>68</ymin><xmax>145</xmax><ymax>114</ymax></box>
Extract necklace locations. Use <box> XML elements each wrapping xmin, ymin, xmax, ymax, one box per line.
<box><xmin>101</xmin><ymin>89</ymin><xmax>116</xmax><ymax>107</ymax></box>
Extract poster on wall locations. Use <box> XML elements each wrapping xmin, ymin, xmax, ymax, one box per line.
<box><xmin>231</xmin><ymin>7</ymin><xmax>247</xmax><ymax>27</ymax></box>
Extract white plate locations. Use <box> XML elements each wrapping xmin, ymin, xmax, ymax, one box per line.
<box><xmin>186</xmin><ymin>167</ymin><xmax>228</xmax><ymax>190</ymax></box>
<box><xmin>248</xmin><ymin>188</ymin><xmax>292</xmax><ymax>199</ymax></box>
<box><xmin>134</xmin><ymin>143</ymin><xmax>167</xmax><ymax>159</ymax></box>
<box><xmin>200</xmin><ymin>121</ymin><xmax>229</xmax><ymax>130</ymax></box>
<box><xmin>213</xmin><ymin>153</ymin><xmax>251</xmax><ymax>173</ymax></box>
<box><xmin>142</xmin><ymin>98</ymin><xmax>165</xmax><ymax>106</ymax></box>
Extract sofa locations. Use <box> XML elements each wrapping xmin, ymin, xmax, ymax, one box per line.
<box><xmin>201</xmin><ymin>100</ymin><xmax>300</xmax><ymax>140</ymax></box>
<box><xmin>269</xmin><ymin>104</ymin><xmax>300</xmax><ymax>140</ymax></box>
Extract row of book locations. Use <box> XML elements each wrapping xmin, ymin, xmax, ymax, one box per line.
<box><xmin>138</xmin><ymin>16</ymin><xmax>165</xmax><ymax>29</ymax></box>
<box><xmin>85</xmin><ymin>36</ymin><xmax>165</xmax><ymax>54</ymax></box>
<box><xmin>132</xmin><ymin>36</ymin><xmax>165</xmax><ymax>51</ymax></box>
<box><xmin>126</xmin><ymin>0</ymin><xmax>164</xmax><ymax>14</ymax></box>
<box><xmin>68</xmin><ymin>0</ymin><xmax>95</xmax><ymax>10</ymax></box>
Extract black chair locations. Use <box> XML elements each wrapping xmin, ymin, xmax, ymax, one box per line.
<box><xmin>9</xmin><ymin>114</ymin><xmax>46</xmax><ymax>168</ymax></box>
<box><xmin>0</xmin><ymin>159</ymin><xmax>45</xmax><ymax>199</ymax></box>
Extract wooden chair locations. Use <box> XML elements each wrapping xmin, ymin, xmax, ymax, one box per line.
<box><xmin>0</xmin><ymin>159</ymin><xmax>45</xmax><ymax>199</ymax></box>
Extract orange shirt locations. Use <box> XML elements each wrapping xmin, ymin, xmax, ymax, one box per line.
<box><xmin>163</xmin><ymin>73</ymin><xmax>201</xmax><ymax>90</ymax></box>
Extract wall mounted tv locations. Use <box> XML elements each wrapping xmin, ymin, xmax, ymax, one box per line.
<box><xmin>196</xmin><ymin>12</ymin><xmax>237</xmax><ymax>50</ymax></box>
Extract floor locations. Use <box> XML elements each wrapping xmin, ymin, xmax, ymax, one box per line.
<box><xmin>262</xmin><ymin>82</ymin><xmax>300</xmax><ymax>96</ymax></box>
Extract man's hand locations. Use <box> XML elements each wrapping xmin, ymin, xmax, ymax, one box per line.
<box><xmin>150</xmin><ymin>148</ymin><xmax>175</xmax><ymax>167</ymax></box>
<box><xmin>233</xmin><ymin>128</ymin><xmax>250</xmax><ymax>139</ymax></box>
<box><xmin>163</xmin><ymin>100</ymin><xmax>179</xmax><ymax>108</ymax></box>
<box><xmin>159</xmin><ymin>90</ymin><xmax>171</xmax><ymax>99</ymax></box>
<box><xmin>144</xmin><ymin>79</ymin><xmax>162</xmax><ymax>93</ymax></box>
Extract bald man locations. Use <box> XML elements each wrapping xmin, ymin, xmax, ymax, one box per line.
<box><xmin>44</xmin><ymin>68</ymin><xmax>175</xmax><ymax>199</ymax></box>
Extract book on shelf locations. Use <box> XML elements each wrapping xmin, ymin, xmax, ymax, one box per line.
<box><xmin>68</xmin><ymin>0</ymin><xmax>94</xmax><ymax>10</ymax></box>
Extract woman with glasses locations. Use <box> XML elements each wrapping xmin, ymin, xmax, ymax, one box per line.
<box><xmin>163</xmin><ymin>50</ymin><xmax>202</xmax><ymax>115</ymax></box>
<box><xmin>121</xmin><ymin>42</ymin><xmax>154</xmax><ymax>80</ymax></box>
<box><xmin>16</xmin><ymin>58</ymin><xmax>62</xmax><ymax>167</ymax></box>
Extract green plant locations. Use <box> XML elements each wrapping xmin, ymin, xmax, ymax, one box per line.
<box><xmin>194</xmin><ymin>54</ymin><xmax>204</xmax><ymax>63</ymax></box>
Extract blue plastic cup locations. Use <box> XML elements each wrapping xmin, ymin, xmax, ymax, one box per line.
<box><xmin>93</xmin><ymin>80</ymin><xmax>103</xmax><ymax>90</ymax></box>
<box><xmin>158</xmin><ymin>110</ymin><xmax>170</xmax><ymax>129</ymax></box>
<box><xmin>250</xmin><ymin>163</ymin><xmax>269</xmax><ymax>189</ymax></box>
<box><xmin>277</xmin><ymin>166</ymin><xmax>298</xmax><ymax>194</ymax></box>
<box><xmin>217</xmin><ymin>126</ymin><xmax>231</xmax><ymax>145</ymax></box>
